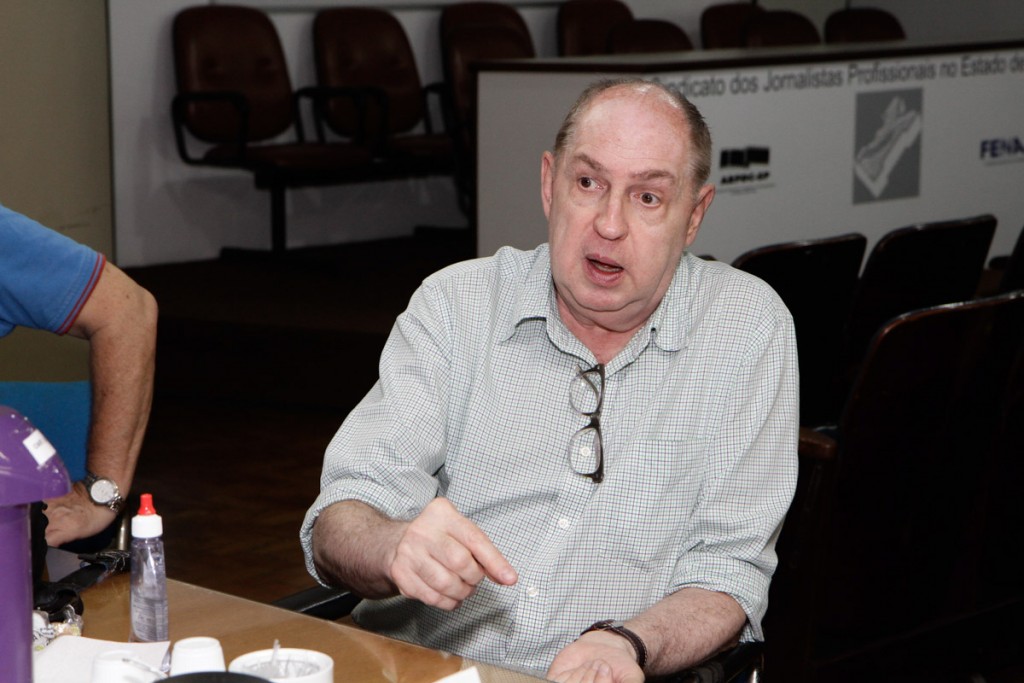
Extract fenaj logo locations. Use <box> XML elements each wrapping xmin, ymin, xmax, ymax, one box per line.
<box><xmin>719</xmin><ymin>146</ymin><xmax>771</xmax><ymax>189</ymax></box>
<box><xmin>980</xmin><ymin>137</ymin><xmax>1024</xmax><ymax>165</ymax></box>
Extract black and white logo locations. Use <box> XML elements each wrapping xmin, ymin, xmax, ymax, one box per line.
<box><xmin>853</xmin><ymin>89</ymin><xmax>922</xmax><ymax>203</ymax></box>
<box><xmin>718</xmin><ymin>146</ymin><xmax>771</xmax><ymax>191</ymax></box>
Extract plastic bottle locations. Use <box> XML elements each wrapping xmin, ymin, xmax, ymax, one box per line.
<box><xmin>130</xmin><ymin>493</ymin><xmax>169</xmax><ymax>642</ymax></box>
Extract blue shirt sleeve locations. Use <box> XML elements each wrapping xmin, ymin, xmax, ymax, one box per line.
<box><xmin>0</xmin><ymin>203</ymin><xmax>106</xmax><ymax>338</ymax></box>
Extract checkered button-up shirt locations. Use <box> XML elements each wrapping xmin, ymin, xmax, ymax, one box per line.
<box><xmin>301</xmin><ymin>245</ymin><xmax>798</xmax><ymax>673</ymax></box>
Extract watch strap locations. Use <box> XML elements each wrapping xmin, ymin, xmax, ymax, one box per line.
<box><xmin>581</xmin><ymin>619</ymin><xmax>648</xmax><ymax>670</ymax></box>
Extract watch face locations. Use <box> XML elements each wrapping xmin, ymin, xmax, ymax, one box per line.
<box><xmin>90</xmin><ymin>478</ymin><xmax>118</xmax><ymax>504</ymax></box>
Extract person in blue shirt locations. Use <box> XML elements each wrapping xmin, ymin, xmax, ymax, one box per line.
<box><xmin>1</xmin><ymin>202</ymin><xmax>157</xmax><ymax>548</ymax></box>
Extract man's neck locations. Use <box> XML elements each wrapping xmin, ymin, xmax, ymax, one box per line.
<box><xmin>556</xmin><ymin>297</ymin><xmax>648</xmax><ymax>365</ymax></box>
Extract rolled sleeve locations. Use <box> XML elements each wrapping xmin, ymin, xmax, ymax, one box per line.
<box><xmin>670</xmin><ymin>299</ymin><xmax>799</xmax><ymax>641</ymax></box>
<box><xmin>300</xmin><ymin>282</ymin><xmax>453</xmax><ymax>583</ymax></box>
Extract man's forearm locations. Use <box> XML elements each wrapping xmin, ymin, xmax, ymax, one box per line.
<box><xmin>75</xmin><ymin>263</ymin><xmax>158</xmax><ymax>491</ymax></box>
<box><xmin>625</xmin><ymin>587</ymin><xmax>746</xmax><ymax>675</ymax></box>
<box><xmin>312</xmin><ymin>500</ymin><xmax>406</xmax><ymax>598</ymax></box>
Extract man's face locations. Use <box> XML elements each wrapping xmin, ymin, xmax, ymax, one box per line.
<box><xmin>542</xmin><ymin>86</ymin><xmax>715</xmax><ymax>336</ymax></box>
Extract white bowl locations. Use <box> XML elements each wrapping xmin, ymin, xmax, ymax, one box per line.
<box><xmin>228</xmin><ymin>648</ymin><xmax>333</xmax><ymax>683</ymax></box>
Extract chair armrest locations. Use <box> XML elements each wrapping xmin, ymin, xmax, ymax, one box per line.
<box><xmin>271</xmin><ymin>585</ymin><xmax>361</xmax><ymax>621</ymax></box>
<box><xmin>296</xmin><ymin>85</ymin><xmax>386</xmax><ymax>150</ymax></box>
<box><xmin>170</xmin><ymin>90</ymin><xmax>250</xmax><ymax>164</ymax></box>
<box><xmin>655</xmin><ymin>641</ymin><xmax>764</xmax><ymax>683</ymax></box>
<box><xmin>798</xmin><ymin>426</ymin><xmax>838</xmax><ymax>461</ymax></box>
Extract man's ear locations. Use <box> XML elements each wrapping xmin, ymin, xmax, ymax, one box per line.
<box><xmin>541</xmin><ymin>151</ymin><xmax>555</xmax><ymax>219</ymax></box>
<box><xmin>684</xmin><ymin>184</ymin><xmax>716</xmax><ymax>248</ymax></box>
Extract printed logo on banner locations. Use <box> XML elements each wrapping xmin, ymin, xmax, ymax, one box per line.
<box><xmin>717</xmin><ymin>146</ymin><xmax>772</xmax><ymax>192</ymax></box>
<box><xmin>979</xmin><ymin>136</ymin><xmax>1024</xmax><ymax>165</ymax></box>
<box><xmin>853</xmin><ymin>89</ymin><xmax>922</xmax><ymax>203</ymax></box>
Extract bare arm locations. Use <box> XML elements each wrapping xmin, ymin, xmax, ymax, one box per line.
<box><xmin>43</xmin><ymin>261</ymin><xmax>157</xmax><ymax>546</ymax></box>
<box><xmin>312</xmin><ymin>498</ymin><xmax>517</xmax><ymax>611</ymax></box>
<box><xmin>547</xmin><ymin>587</ymin><xmax>746</xmax><ymax>683</ymax></box>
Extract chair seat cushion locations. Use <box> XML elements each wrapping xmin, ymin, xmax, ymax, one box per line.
<box><xmin>204</xmin><ymin>142</ymin><xmax>373</xmax><ymax>171</ymax></box>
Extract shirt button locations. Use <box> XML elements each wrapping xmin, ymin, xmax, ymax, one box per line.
<box><xmin>557</xmin><ymin>518</ymin><xmax>571</xmax><ymax>530</ymax></box>
<box><xmin>526</xmin><ymin>586</ymin><xmax>540</xmax><ymax>598</ymax></box>
<box><xmin>579</xmin><ymin>445</ymin><xmax>593</xmax><ymax>457</ymax></box>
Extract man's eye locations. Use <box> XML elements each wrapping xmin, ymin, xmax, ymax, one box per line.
<box><xmin>639</xmin><ymin>192</ymin><xmax>660</xmax><ymax>206</ymax></box>
<box><xmin>578</xmin><ymin>177</ymin><xmax>596</xmax><ymax>189</ymax></box>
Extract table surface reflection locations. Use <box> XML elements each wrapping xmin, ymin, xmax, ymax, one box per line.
<box><xmin>83</xmin><ymin>575</ymin><xmax>547</xmax><ymax>683</ymax></box>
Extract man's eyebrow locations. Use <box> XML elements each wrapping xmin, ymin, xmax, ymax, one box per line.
<box><xmin>570</xmin><ymin>153</ymin><xmax>678</xmax><ymax>184</ymax></box>
<box><xmin>572</xmin><ymin>153</ymin><xmax>603</xmax><ymax>173</ymax></box>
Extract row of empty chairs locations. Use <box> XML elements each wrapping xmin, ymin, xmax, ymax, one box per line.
<box><xmin>558</xmin><ymin>0</ymin><xmax>906</xmax><ymax>57</ymax></box>
<box><xmin>172</xmin><ymin>2</ymin><xmax>537</xmax><ymax>253</ymax></box>
<box><xmin>732</xmin><ymin>215</ymin><xmax>1007</xmax><ymax>426</ymax></box>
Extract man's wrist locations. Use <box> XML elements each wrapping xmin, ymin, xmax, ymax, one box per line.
<box><xmin>82</xmin><ymin>470</ymin><xmax>126</xmax><ymax>514</ymax></box>
<box><xmin>581</xmin><ymin>620</ymin><xmax>648</xmax><ymax>670</ymax></box>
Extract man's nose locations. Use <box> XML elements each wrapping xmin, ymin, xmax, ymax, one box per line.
<box><xmin>593</xmin><ymin>195</ymin><xmax>628</xmax><ymax>240</ymax></box>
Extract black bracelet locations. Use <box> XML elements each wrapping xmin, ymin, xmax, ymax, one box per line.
<box><xmin>580</xmin><ymin>619</ymin><xmax>648</xmax><ymax>670</ymax></box>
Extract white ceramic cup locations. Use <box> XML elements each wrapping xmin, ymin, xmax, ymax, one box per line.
<box><xmin>228</xmin><ymin>648</ymin><xmax>334</xmax><ymax>683</ymax></box>
<box><xmin>170</xmin><ymin>636</ymin><xmax>227</xmax><ymax>675</ymax></box>
<box><xmin>91</xmin><ymin>649</ymin><xmax>159</xmax><ymax>683</ymax></box>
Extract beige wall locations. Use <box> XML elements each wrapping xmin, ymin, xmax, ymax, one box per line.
<box><xmin>0</xmin><ymin>0</ymin><xmax>112</xmax><ymax>380</ymax></box>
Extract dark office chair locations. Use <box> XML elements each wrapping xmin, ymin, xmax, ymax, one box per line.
<box><xmin>439</xmin><ymin>1</ymin><xmax>535</xmax><ymax>217</ymax></box>
<box><xmin>557</xmin><ymin>0</ymin><xmax>634</xmax><ymax>56</ymax></box>
<box><xmin>312</xmin><ymin>8</ymin><xmax>455</xmax><ymax>180</ymax></box>
<box><xmin>700</xmin><ymin>2</ymin><xmax>764</xmax><ymax>50</ymax></box>
<box><xmin>842</xmin><ymin>214</ymin><xmax>997</xmax><ymax>387</ymax></box>
<box><xmin>171</xmin><ymin>5</ymin><xmax>376</xmax><ymax>254</ymax></box>
<box><xmin>275</xmin><ymin>585</ymin><xmax>763</xmax><ymax>681</ymax></box>
<box><xmin>766</xmin><ymin>292</ymin><xmax>1024</xmax><ymax>681</ymax></box>
<box><xmin>742</xmin><ymin>10</ymin><xmax>821</xmax><ymax>48</ymax></box>
<box><xmin>824</xmin><ymin>7</ymin><xmax>905</xmax><ymax>44</ymax></box>
<box><xmin>607</xmin><ymin>18</ymin><xmax>694</xmax><ymax>54</ymax></box>
<box><xmin>733</xmin><ymin>233</ymin><xmax>867</xmax><ymax>427</ymax></box>
<box><xmin>977</xmin><ymin>294</ymin><xmax>1024</xmax><ymax>612</ymax></box>
<box><xmin>763</xmin><ymin>427</ymin><xmax>837</xmax><ymax>683</ymax></box>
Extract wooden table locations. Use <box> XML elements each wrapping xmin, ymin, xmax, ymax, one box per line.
<box><xmin>83</xmin><ymin>575</ymin><xmax>546</xmax><ymax>683</ymax></box>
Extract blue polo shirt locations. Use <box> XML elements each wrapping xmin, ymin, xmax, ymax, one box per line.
<box><xmin>0</xmin><ymin>203</ymin><xmax>105</xmax><ymax>338</ymax></box>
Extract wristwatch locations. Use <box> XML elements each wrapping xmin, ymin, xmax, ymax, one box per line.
<box><xmin>581</xmin><ymin>619</ymin><xmax>648</xmax><ymax>670</ymax></box>
<box><xmin>83</xmin><ymin>471</ymin><xmax>125</xmax><ymax>514</ymax></box>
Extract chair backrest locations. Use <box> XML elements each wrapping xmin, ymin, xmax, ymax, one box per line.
<box><xmin>440</xmin><ymin>2</ymin><xmax>535</xmax><ymax>134</ymax></box>
<box><xmin>733</xmin><ymin>233</ymin><xmax>867</xmax><ymax>426</ymax></box>
<box><xmin>557</xmin><ymin>0</ymin><xmax>633</xmax><ymax>56</ymax></box>
<box><xmin>823</xmin><ymin>293</ymin><xmax>1024</xmax><ymax>641</ymax></box>
<box><xmin>845</xmin><ymin>214</ymin><xmax>997</xmax><ymax>370</ymax></box>
<box><xmin>608</xmin><ymin>18</ymin><xmax>693</xmax><ymax>54</ymax></box>
<box><xmin>743</xmin><ymin>10</ymin><xmax>821</xmax><ymax>48</ymax></box>
<box><xmin>313</xmin><ymin>8</ymin><xmax>425</xmax><ymax>139</ymax></box>
<box><xmin>824</xmin><ymin>7</ymin><xmax>905</xmax><ymax>44</ymax></box>
<box><xmin>978</xmin><ymin>293</ymin><xmax>1024</xmax><ymax>605</ymax></box>
<box><xmin>700</xmin><ymin>2</ymin><xmax>764</xmax><ymax>49</ymax></box>
<box><xmin>0</xmin><ymin>381</ymin><xmax>91</xmax><ymax>482</ymax></box>
<box><xmin>172</xmin><ymin>5</ymin><xmax>295</xmax><ymax>143</ymax></box>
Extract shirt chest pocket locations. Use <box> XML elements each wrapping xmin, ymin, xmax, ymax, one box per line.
<box><xmin>594</xmin><ymin>438</ymin><xmax>704</xmax><ymax>574</ymax></box>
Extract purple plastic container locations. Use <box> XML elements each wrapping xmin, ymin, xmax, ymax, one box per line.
<box><xmin>0</xmin><ymin>405</ymin><xmax>70</xmax><ymax>683</ymax></box>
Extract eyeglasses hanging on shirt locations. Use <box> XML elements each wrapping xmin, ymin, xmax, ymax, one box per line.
<box><xmin>568</xmin><ymin>363</ymin><xmax>605</xmax><ymax>483</ymax></box>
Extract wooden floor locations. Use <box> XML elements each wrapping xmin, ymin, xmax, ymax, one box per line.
<box><xmin>126</xmin><ymin>233</ymin><xmax>473</xmax><ymax>605</ymax></box>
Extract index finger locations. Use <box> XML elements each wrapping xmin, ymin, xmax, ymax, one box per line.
<box><xmin>449</xmin><ymin>518</ymin><xmax>518</xmax><ymax>586</ymax></box>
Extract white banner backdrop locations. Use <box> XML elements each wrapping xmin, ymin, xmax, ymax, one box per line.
<box><xmin>477</xmin><ymin>44</ymin><xmax>1024</xmax><ymax>265</ymax></box>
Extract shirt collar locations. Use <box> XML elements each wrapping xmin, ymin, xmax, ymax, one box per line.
<box><xmin>501</xmin><ymin>244</ymin><xmax>554</xmax><ymax>342</ymax></box>
<box><xmin>500</xmin><ymin>244</ymin><xmax>694</xmax><ymax>355</ymax></box>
